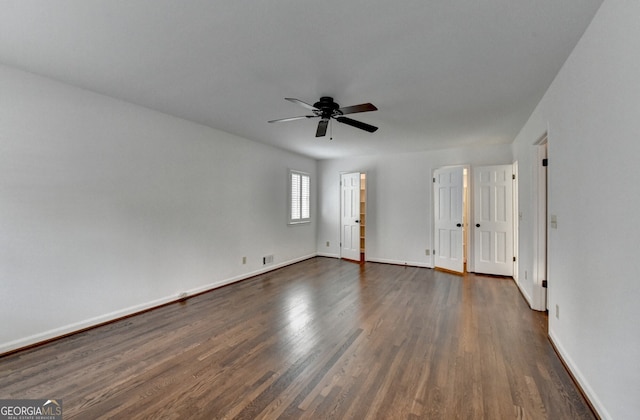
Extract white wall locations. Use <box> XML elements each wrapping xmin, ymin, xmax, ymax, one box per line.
<box><xmin>512</xmin><ymin>1</ymin><xmax>639</xmax><ymax>418</ymax></box>
<box><xmin>0</xmin><ymin>65</ymin><xmax>317</xmax><ymax>353</ymax></box>
<box><xmin>317</xmin><ymin>144</ymin><xmax>512</xmax><ymax>267</ymax></box>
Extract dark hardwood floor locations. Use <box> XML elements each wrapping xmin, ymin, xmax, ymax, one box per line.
<box><xmin>0</xmin><ymin>257</ymin><xmax>594</xmax><ymax>419</ymax></box>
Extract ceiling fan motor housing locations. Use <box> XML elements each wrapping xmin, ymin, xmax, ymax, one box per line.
<box><xmin>314</xmin><ymin>97</ymin><xmax>341</xmax><ymax>118</ymax></box>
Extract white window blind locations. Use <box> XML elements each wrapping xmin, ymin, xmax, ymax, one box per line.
<box><xmin>289</xmin><ymin>170</ymin><xmax>310</xmax><ymax>224</ymax></box>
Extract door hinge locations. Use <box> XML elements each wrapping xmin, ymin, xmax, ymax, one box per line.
<box><xmin>513</xmin><ymin>256</ymin><xmax>516</xmax><ymax>262</ymax></box>
<box><xmin>542</xmin><ymin>280</ymin><xmax>548</xmax><ymax>288</ymax></box>
<box><xmin>433</xmin><ymin>177</ymin><xmax>436</xmax><ymax>183</ymax></box>
<box><xmin>542</xmin><ymin>158</ymin><xmax>548</xmax><ymax>167</ymax></box>
<box><xmin>512</xmin><ymin>173</ymin><xmax>516</xmax><ymax>180</ymax></box>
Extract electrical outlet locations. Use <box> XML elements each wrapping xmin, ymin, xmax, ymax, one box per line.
<box><xmin>326</xmin><ymin>241</ymin><xmax>330</xmax><ymax>247</ymax></box>
<box><xmin>242</xmin><ymin>256</ymin><xmax>246</xmax><ymax>264</ymax></box>
<box><xmin>555</xmin><ymin>304</ymin><xmax>560</xmax><ymax>319</ymax></box>
<box><xmin>550</xmin><ymin>214</ymin><xmax>558</xmax><ymax>229</ymax></box>
<box><xmin>425</xmin><ymin>249</ymin><xmax>430</xmax><ymax>256</ymax></box>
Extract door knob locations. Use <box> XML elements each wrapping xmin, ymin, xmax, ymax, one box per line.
<box><xmin>476</xmin><ymin>223</ymin><xmax>480</xmax><ymax>228</ymax></box>
<box><xmin>456</xmin><ymin>223</ymin><xmax>462</xmax><ymax>227</ymax></box>
<box><xmin>355</xmin><ymin>220</ymin><xmax>360</xmax><ymax>223</ymax></box>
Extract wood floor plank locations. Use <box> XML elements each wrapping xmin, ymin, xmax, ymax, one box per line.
<box><xmin>0</xmin><ymin>257</ymin><xmax>595</xmax><ymax>419</ymax></box>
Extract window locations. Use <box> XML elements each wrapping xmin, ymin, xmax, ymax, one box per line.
<box><xmin>289</xmin><ymin>170</ymin><xmax>310</xmax><ymax>224</ymax></box>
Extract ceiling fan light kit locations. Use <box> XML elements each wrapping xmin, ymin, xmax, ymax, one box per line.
<box><xmin>268</xmin><ymin>96</ymin><xmax>378</xmax><ymax>138</ymax></box>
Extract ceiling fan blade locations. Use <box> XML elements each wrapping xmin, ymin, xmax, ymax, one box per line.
<box><xmin>316</xmin><ymin>119</ymin><xmax>329</xmax><ymax>137</ymax></box>
<box><xmin>285</xmin><ymin>98</ymin><xmax>319</xmax><ymax>111</ymax></box>
<box><xmin>335</xmin><ymin>116</ymin><xmax>378</xmax><ymax>133</ymax></box>
<box><xmin>338</xmin><ymin>103</ymin><xmax>378</xmax><ymax>115</ymax></box>
<box><xmin>268</xmin><ymin>115</ymin><xmax>316</xmax><ymax>123</ymax></box>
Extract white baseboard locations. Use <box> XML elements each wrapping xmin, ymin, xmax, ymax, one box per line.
<box><xmin>366</xmin><ymin>257</ymin><xmax>433</xmax><ymax>268</ymax></box>
<box><xmin>315</xmin><ymin>252</ymin><xmax>340</xmax><ymax>258</ymax></box>
<box><xmin>514</xmin><ymin>279</ymin><xmax>534</xmax><ymax>309</ymax></box>
<box><xmin>184</xmin><ymin>253</ymin><xmax>317</xmax><ymax>297</ymax></box>
<box><xmin>548</xmin><ymin>329</ymin><xmax>609</xmax><ymax>420</ymax></box>
<box><xmin>0</xmin><ymin>294</ymin><xmax>180</xmax><ymax>355</ymax></box>
<box><xmin>0</xmin><ymin>253</ymin><xmax>317</xmax><ymax>355</ymax></box>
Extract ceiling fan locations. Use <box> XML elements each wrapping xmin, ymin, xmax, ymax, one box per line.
<box><xmin>268</xmin><ymin>97</ymin><xmax>378</xmax><ymax>137</ymax></box>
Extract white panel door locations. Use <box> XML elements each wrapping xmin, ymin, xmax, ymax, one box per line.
<box><xmin>341</xmin><ymin>173</ymin><xmax>361</xmax><ymax>261</ymax></box>
<box><xmin>473</xmin><ymin>165</ymin><xmax>514</xmax><ymax>276</ymax></box>
<box><xmin>434</xmin><ymin>167</ymin><xmax>464</xmax><ymax>273</ymax></box>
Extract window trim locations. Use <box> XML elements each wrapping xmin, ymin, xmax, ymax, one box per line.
<box><xmin>288</xmin><ymin>169</ymin><xmax>311</xmax><ymax>225</ymax></box>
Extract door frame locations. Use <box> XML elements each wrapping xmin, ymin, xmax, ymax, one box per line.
<box><xmin>513</xmin><ymin>160</ymin><xmax>519</xmax><ymax>284</ymax></box>
<box><xmin>339</xmin><ymin>171</ymin><xmax>367</xmax><ymax>262</ymax></box>
<box><xmin>533</xmin><ymin>134</ymin><xmax>548</xmax><ymax>311</ymax></box>
<box><xmin>432</xmin><ymin>163</ymin><xmax>519</xmax><ymax>276</ymax></box>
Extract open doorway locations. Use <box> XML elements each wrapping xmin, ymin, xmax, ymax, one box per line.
<box><xmin>340</xmin><ymin>172</ymin><xmax>366</xmax><ymax>263</ymax></box>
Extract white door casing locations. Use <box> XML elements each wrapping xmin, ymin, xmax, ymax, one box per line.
<box><xmin>473</xmin><ymin>165</ymin><xmax>514</xmax><ymax>276</ymax></box>
<box><xmin>535</xmin><ymin>139</ymin><xmax>549</xmax><ymax>310</ymax></box>
<box><xmin>434</xmin><ymin>167</ymin><xmax>464</xmax><ymax>273</ymax></box>
<box><xmin>512</xmin><ymin>161</ymin><xmax>519</xmax><ymax>283</ymax></box>
<box><xmin>341</xmin><ymin>172</ymin><xmax>361</xmax><ymax>261</ymax></box>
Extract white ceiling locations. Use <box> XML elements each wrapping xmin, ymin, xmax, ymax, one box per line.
<box><xmin>0</xmin><ymin>0</ymin><xmax>602</xmax><ymax>159</ymax></box>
